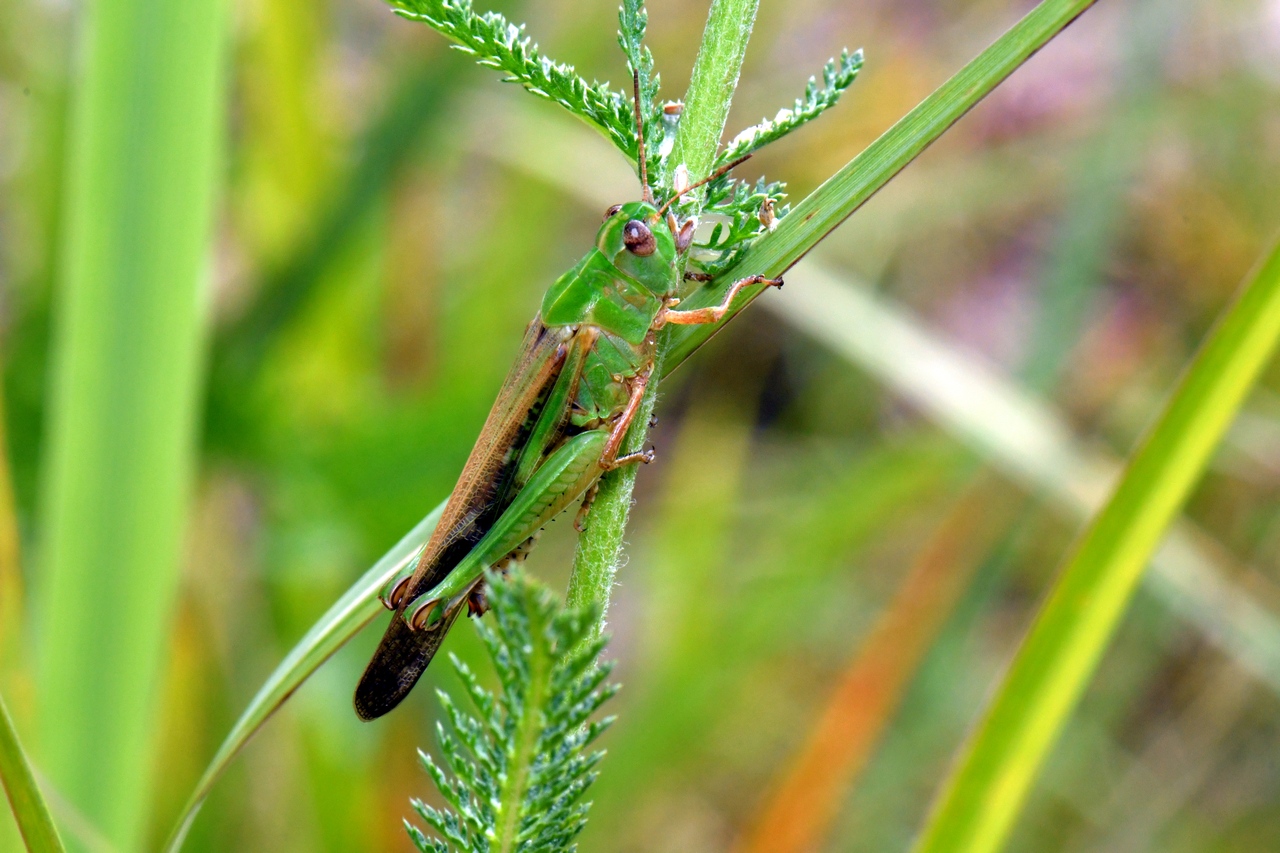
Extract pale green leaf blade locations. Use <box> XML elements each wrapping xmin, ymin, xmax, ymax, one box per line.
<box><xmin>913</xmin><ymin>238</ymin><xmax>1280</xmax><ymax>853</ymax></box>
<box><xmin>34</xmin><ymin>0</ymin><xmax>229</xmax><ymax>842</ymax></box>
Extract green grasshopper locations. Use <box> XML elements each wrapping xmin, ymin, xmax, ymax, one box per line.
<box><xmin>354</xmin><ymin>79</ymin><xmax>781</xmax><ymax>720</ymax></box>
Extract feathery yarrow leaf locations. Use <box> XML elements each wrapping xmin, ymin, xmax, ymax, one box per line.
<box><xmin>390</xmin><ymin>0</ymin><xmax>638</xmax><ymax>156</ymax></box>
<box><xmin>407</xmin><ymin>570</ymin><xmax>617</xmax><ymax>853</ymax></box>
<box><xmin>717</xmin><ymin>49</ymin><xmax>864</xmax><ymax>165</ymax></box>
<box><xmin>684</xmin><ymin>176</ymin><xmax>790</xmax><ymax>279</ymax></box>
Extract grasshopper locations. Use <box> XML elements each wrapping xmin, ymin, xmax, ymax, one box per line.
<box><xmin>354</xmin><ymin>78</ymin><xmax>781</xmax><ymax>720</ymax></box>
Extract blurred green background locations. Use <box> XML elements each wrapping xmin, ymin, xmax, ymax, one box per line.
<box><xmin>4</xmin><ymin>0</ymin><xmax>1280</xmax><ymax>850</ymax></box>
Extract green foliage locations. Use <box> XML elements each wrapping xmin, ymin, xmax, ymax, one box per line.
<box><xmin>406</xmin><ymin>571</ymin><xmax>618</xmax><ymax>853</ymax></box>
<box><xmin>717</xmin><ymin>49</ymin><xmax>864</xmax><ymax>165</ymax></box>
<box><xmin>388</xmin><ymin>0</ymin><xmax>858</xmax><ymax>267</ymax></box>
<box><xmin>618</xmin><ymin>0</ymin><xmax>662</xmax><ymax>178</ymax></box>
<box><xmin>390</xmin><ymin>0</ymin><xmax>638</xmax><ymax>156</ymax></box>
<box><xmin>691</xmin><ymin>176</ymin><xmax>788</xmax><ymax>278</ymax></box>
<box><xmin>0</xmin><ymin>692</ymin><xmax>65</xmax><ymax>853</ymax></box>
<box><xmin>676</xmin><ymin>48</ymin><xmax>862</xmax><ymax>275</ymax></box>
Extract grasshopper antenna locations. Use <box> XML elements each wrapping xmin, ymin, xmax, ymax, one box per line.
<box><xmin>657</xmin><ymin>154</ymin><xmax>752</xmax><ymax>217</ymax></box>
<box><xmin>632</xmin><ymin>69</ymin><xmax>653</xmax><ymax>203</ymax></box>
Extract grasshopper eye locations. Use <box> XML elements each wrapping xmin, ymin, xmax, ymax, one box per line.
<box><xmin>604</xmin><ymin>203</ymin><xmax>623</xmax><ymax>220</ymax></box>
<box><xmin>622</xmin><ymin>219</ymin><xmax>656</xmax><ymax>256</ymax></box>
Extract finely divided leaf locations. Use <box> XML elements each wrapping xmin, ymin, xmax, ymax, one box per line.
<box><xmin>688</xmin><ymin>176</ymin><xmax>789</xmax><ymax>278</ymax></box>
<box><xmin>407</xmin><ymin>571</ymin><xmax>617</xmax><ymax>853</ymax></box>
<box><xmin>717</xmin><ymin>49</ymin><xmax>864</xmax><ymax>165</ymax></box>
<box><xmin>618</xmin><ymin>0</ymin><xmax>662</xmax><ymax>179</ymax></box>
<box><xmin>392</xmin><ymin>0</ymin><xmax>638</xmax><ymax>156</ymax></box>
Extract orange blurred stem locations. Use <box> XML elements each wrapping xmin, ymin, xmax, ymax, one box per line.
<box><xmin>735</xmin><ymin>478</ymin><xmax>1013</xmax><ymax>853</ymax></box>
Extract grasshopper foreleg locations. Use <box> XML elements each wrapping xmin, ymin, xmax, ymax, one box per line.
<box><xmin>658</xmin><ymin>274</ymin><xmax>783</xmax><ymax>327</ymax></box>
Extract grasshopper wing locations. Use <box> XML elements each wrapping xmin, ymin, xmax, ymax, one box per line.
<box><xmin>354</xmin><ymin>319</ymin><xmax>576</xmax><ymax>720</ymax></box>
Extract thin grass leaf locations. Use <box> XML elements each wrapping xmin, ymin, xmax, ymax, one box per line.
<box><xmin>0</xmin><ymin>693</ymin><xmax>65</xmax><ymax>853</ymax></box>
<box><xmin>913</xmin><ymin>237</ymin><xmax>1280</xmax><ymax>853</ymax></box>
<box><xmin>162</xmin><ymin>503</ymin><xmax>444</xmax><ymax>852</ymax></box>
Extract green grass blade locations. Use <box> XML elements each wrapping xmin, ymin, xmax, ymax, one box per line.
<box><xmin>0</xmin><ymin>692</ymin><xmax>65</xmax><ymax>853</ymax></box>
<box><xmin>162</xmin><ymin>503</ymin><xmax>442</xmax><ymax>852</ymax></box>
<box><xmin>34</xmin><ymin>0</ymin><xmax>229</xmax><ymax>844</ymax></box>
<box><xmin>913</xmin><ymin>237</ymin><xmax>1280</xmax><ymax>853</ymax></box>
<box><xmin>662</xmin><ymin>0</ymin><xmax>1098</xmax><ymax>368</ymax></box>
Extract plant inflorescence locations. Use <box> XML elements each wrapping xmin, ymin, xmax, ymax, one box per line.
<box><xmin>406</xmin><ymin>571</ymin><xmax>618</xmax><ymax>853</ymax></box>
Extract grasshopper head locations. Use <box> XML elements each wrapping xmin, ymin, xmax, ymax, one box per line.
<box><xmin>597</xmin><ymin>200</ymin><xmax>678</xmax><ymax>290</ymax></box>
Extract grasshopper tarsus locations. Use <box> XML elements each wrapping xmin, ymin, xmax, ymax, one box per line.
<box><xmin>466</xmin><ymin>586</ymin><xmax>489</xmax><ymax>617</ymax></box>
<box><xmin>684</xmin><ymin>271</ymin><xmax>714</xmax><ymax>282</ymax></box>
<box><xmin>613</xmin><ymin>446</ymin><xmax>656</xmax><ymax>467</ymax></box>
<box><xmin>740</xmin><ymin>273</ymin><xmax>783</xmax><ymax>289</ymax></box>
<box><xmin>378</xmin><ymin>571</ymin><xmax>413</xmax><ymax>611</ymax></box>
<box><xmin>574</xmin><ymin>482</ymin><xmax>602</xmax><ymax>532</ymax></box>
<box><xmin>407</xmin><ymin>597</ymin><xmax>444</xmax><ymax>632</ymax></box>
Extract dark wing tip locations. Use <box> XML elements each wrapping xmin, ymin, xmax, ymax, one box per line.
<box><xmin>353</xmin><ymin>612</ymin><xmax>459</xmax><ymax>721</ymax></box>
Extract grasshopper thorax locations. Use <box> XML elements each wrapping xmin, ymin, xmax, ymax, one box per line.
<box><xmin>539</xmin><ymin>199</ymin><xmax>678</xmax><ymax>341</ymax></box>
<box><xmin>597</xmin><ymin>200</ymin><xmax>678</xmax><ymax>293</ymax></box>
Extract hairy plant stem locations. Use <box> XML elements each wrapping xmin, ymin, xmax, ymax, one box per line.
<box><xmin>665</xmin><ymin>0</ymin><xmax>760</xmax><ymax>189</ymax></box>
<box><xmin>566</xmin><ymin>0</ymin><xmax>761</xmax><ymax>627</ymax></box>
